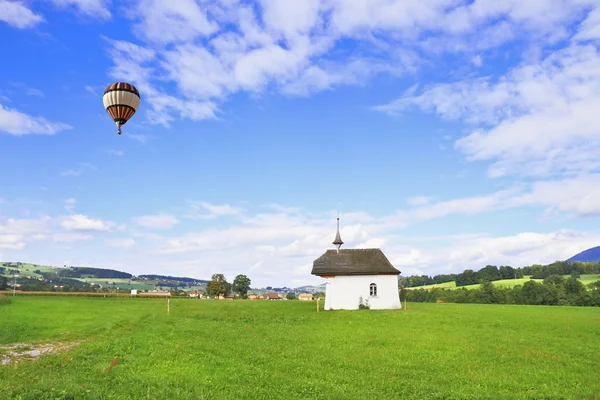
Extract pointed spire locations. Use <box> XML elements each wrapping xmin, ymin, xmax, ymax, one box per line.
<box><xmin>333</xmin><ymin>212</ymin><xmax>343</xmax><ymax>253</ymax></box>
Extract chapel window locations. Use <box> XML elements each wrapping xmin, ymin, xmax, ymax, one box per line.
<box><xmin>370</xmin><ymin>283</ymin><xmax>377</xmax><ymax>297</ymax></box>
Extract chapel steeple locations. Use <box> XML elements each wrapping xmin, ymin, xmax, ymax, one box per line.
<box><xmin>333</xmin><ymin>213</ymin><xmax>343</xmax><ymax>253</ymax></box>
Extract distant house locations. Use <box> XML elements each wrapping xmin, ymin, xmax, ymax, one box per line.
<box><xmin>263</xmin><ymin>292</ymin><xmax>282</xmax><ymax>300</ymax></box>
<box><xmin>311</xmin><ymin>217</ymin><xmax>401</xmax><ymax>311</ymax></box>
<box><xmin>247</xmin><ymin>295</ymin><xmax>259</xmax><ymax>300</ymax></box>
<box><xmin>188</xmin><ymin>290</ymin><xmax>204</xmax><ymax>299</ymax></box>
<box><xmin>298</xmin><ymin>293</ymin><xmax>313</xmax><ymax>301</ymax></box>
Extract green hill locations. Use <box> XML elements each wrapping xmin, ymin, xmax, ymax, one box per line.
<box><xmin>0</xmin><ymin>261</ymin><xmax>207</xmax><ymax>293</ymax></box>
<box><xmin>407</xmin><ymin>274</ymin><xmax>600</xmax><ymax>291</ymax></box>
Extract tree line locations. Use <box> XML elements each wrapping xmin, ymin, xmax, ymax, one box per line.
<box><xmin>1</xmin><ymin>276</ymin><xmax>96</xmax><ymax>292</ymax></box>
<box><xmin>403</xmin><ymin>276</ymin><xmax>600</xmax><ymax>306</ymax></box>
<box><xmin>205</xmin><ymin>274</ymin><xmax>251</xmax><ymax>298</ymax></box>
<box><xmin>400</xmin><ymin>260</ymin><xmax>600</xmax><ymax>288</ymax></box>
<box><xmin>57</xmin><ymin>267</ymin><xmax>132</xmax><ymax>279</ymax></box>
<box><xmin>0</xmin><ymin>267</ymin><xmax>19</xmax><ymax>275</ymax></box>
<box><xmin>138</xmin><ymin>274</ymin><xmax>209</xmax><ymax>284</ymax></box>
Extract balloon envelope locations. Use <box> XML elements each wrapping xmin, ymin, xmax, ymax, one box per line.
<box><xmin>103</xmin><ymin>82</ymin><xmax>140</xmax><ymax>134</ymax></box>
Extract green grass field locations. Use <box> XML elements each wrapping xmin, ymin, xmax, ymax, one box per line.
<box><xmin>408</xmin><ymin>274</ymin><xmax>600</xmax><ymax>291</ymax></box>
<box><xmin>1</xmin><ymin>297</ymin><xmax>599</xmax><ymax>399</ymax></box>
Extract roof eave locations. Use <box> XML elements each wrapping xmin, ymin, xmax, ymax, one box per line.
<box><xmin>311</xmin><ymin>271</ymin><xmax>400</xmax><ymax>277</ymax></box>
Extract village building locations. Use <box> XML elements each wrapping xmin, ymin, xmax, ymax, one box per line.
<box><xmin>298</xmin><ymin>293</ymin><xmax>313</xmax><ymax>301</ymax></box>
<box><xmin>188</xmin><ymin>290</ymin><xmax>204</xmax><ymax>299</ymax></box>
<box><xmin>311</xmin><ymin>216</ymin><xmax>402</xmax><ymax>310</ymax></box>
<box><xmin>263</xmin><ymin>292</ymin><xmax>282</xmax><ymax>300</ymax></box>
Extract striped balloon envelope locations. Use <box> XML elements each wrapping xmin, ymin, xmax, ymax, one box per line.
<box><xmin>102</xmin><ymin>82</ymin><xmax>141</xmax><ymax>135</ymax></box>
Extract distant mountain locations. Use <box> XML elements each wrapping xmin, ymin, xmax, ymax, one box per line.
<box><xmin>294</xmin><ymin>284</ymin><xmax>326</xmax><ymax>293</ymax></box>
<box><xmin>568</xmin><ymin>246</ymin><xmax>600</xmax><ymax>262</ymax></box>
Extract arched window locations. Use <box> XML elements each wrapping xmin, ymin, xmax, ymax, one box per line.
<box><xmin>369</xmin><ymin>283</ymin><xmax>377</xmax><ymax>297</ymax></box>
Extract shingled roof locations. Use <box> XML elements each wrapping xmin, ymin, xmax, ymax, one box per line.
<box><xmin>311</xmin><ymin>249</ymin><xmax>401</xmax><ymax>277</ymax></box>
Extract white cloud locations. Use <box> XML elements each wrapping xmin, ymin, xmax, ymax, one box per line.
<box><xmin>181</xmin><ymin>201</ymin><xmax>244</xmax><ymax>220</ymax></box>
<box><xmin>51</xmin><ymin>0</ymin><xmax>111</xmax><ymax>20</ymax></box>
<box><xmin>130</xmin><ymin>0</ymin><xmax>218</xmax><ymax>44</ymax></box>
<box><xmin>4</xmin><ymin>191</ymin><xmax>600</xmax><ymax>287</ymax></box>
<box><xmin>60</xmin><ymin>214</ymin><xmax>113</xmax><ymax>232</ymax></box>
<box><xmin>0</xmin><ymin>216</ymin><xmax>52</xmax><ymax>250</ymax></box>
<box><xmin>411</xmin><ymin>188</ymin><xmax>525</xmax><ymax>220</ymax></box>
<box><xmin>574</xmin><ymin>6</ymin><xmax>600</xmax><ymax>41</ymax></box>
<box><xmin>61</xmin><ymin>169</ymin><xmax>84</xmax><ymax>176</ymax></box>
<box><xmin>0</xmin><ymin>103</ymin><xmax>72</xmax><ymax>136</ymax></box>
<box><xmin>520</xmin><ymin>175</ymin><xmax>600</xmax><ymax>218</ymax></box>
<box><xmin>0</xmin><ymin>234</ymin><xmax>26</xmax><ymax>250</ymax></box>
<box><xmin>406</xmin><ymin>196</ymin><xmax>432</xmax><ymax>206</ymax></box>
<box><xmin>108</xmin><ymin>149</ymin><xmax>124</xmax><ymax>156</ymax></box>
<box><xmin>133</xmin><ymin>214</ymin><xmax>179</xmax><ymax>229</ymax></box>
<box><xmin>105</xmin><ymin>238</ymin><xmax>136</xmax><ymax>248</ymax></box>
<box><xmin>392</xmin><ymin>229</ymin><xmax>600</xmax><ymax>277</ymax></box>
<box><xmin>402</xmin><ymin>174</ymin><xmax>600</xmax><ymax>221</ymax></box>
<box><xmin>64</xmin><ymin>198</ymin><xmax>77</xmax><ymax>213</ymax></box>
<box><xmin>377</xmin><ymin>43</ymin><xmax>600</xmax><ymax>178</ymax></box>
<box><xmin>52</xmin><ymin>232</ymin><xmax>93</xmax><ymax>243</ymax></box>
<box><xmin>0</xmin><ymin>0</ymin><xmax>44</xmax><ymax>29</ymax></box>
<box><xmin>126</xmin><ymin>133</ymin><xmax>153</xmax><ymax>143</ymax></box>
<box><xmin>26</xmin><ymin>88</ymin><xmax>44</xmax><ymax>97</ymax></box>
<box><xmin>99</xmin><ymin>0</ymin><xmax>600</xmax><ymax>126</ymax></box>
<box><xmin>471</xmin><ymin>54</ymin><xmax>483</xmax><ymax>67</ymax></box>
<box><xmin>60</xmin><ymin>163</ymin><xmax>96</xmax><ymax>177</ymax></box>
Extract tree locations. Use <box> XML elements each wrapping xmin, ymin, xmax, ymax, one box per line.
<box><xmin>0</xmin><ymin>276</ymin><xmax>7</xmax><ymax>290</ymax></box>
<box><xmin>232</xmin><ymin>274</ymin><xmax>251</xmax><ymax>296</ymax></box>
<box><xmin>479</xmin><ymin>281</ymin><xmax>499</xmax><ymax>303</ymax></box>
<box><xmin>543</xmin><ymin>275</ymin><xmax>565</xmax><ymax>287</ymax></box>
<box><xmin>565</xmin><ymin>277</ymin><xmax>585</xmax><ymax>296</ymax></box>
<box><xmin>286</xmin><ymin>293</ymin><xmax>296</xmax><ymax>300</ymax></box>
<box><xmin>479</xmin><ymin>265</ymin><xmax>501</xmax><ymax>282</ymax></box>
<box><xmin>206</xmin><ymin>274</ymin><xmax>230</xmax><ymax>298</ymax></box>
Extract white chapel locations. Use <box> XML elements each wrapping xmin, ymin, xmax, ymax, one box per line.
<box><xmin>311</xmin><ymin>217</ymin><xmax>402</xmax><ymax>310</ymax></box>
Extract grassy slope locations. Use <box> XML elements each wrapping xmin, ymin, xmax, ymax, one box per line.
<box><xmin>408</xmin><ymin>274</ymin><xmax>600</xmax><ymax>290</ymax></box>
<box><xmin>1</xmin><ymin>263</ymin><xmax>205</xmax><ymax>292</ymax></box>
<box><xmin>1</xmin><ymin>298</ymin><xmax>599</xmax><ymax>399</ymax></box>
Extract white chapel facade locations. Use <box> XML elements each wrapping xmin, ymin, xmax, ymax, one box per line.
<box><xmin>311</xmin><ymin>217</ymin><xmax>402</xmax><ymax>310</ymax></box>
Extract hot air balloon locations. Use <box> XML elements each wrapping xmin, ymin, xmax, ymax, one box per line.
<box><xmin>102</xmin><ymin>82</ymin><xmax>140</xmax><ymax>135</ymax></box>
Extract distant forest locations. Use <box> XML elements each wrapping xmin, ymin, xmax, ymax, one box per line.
<box><xmin>404</xmin><ymin>277</ymin><xmax>600</xmax><ymax>307</ymax></box>
<box><xmin>400</xmin><ymin>260</ymin><xmax>600</xmax><ymax>288</ymax></box>
<box><xmin>57</xmin><ymin>267</ymin><xmax>132</xmax><ymax>279</ymax></box>
<box><xmin>138</xmin><ymin>274</ymin><xmax>208</xmax><ymax>284</ymax></box>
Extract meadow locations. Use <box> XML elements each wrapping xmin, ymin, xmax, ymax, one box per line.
<box><xmin>1</xmin><ymin>297</ymin><xmax>599</xmax><ymax>400</ymax></box>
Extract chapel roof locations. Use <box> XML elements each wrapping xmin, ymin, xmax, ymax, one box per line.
<box><xmin>311</xmin><ymin>248</ymin><xmax>401</xmax><ymax>277</ymax></box>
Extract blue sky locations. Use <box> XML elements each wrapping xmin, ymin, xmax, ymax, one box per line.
<box><xmin>2</xmin><ymin>0</ymin><xmax>600</xmax><ymax>288</ymax></box>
